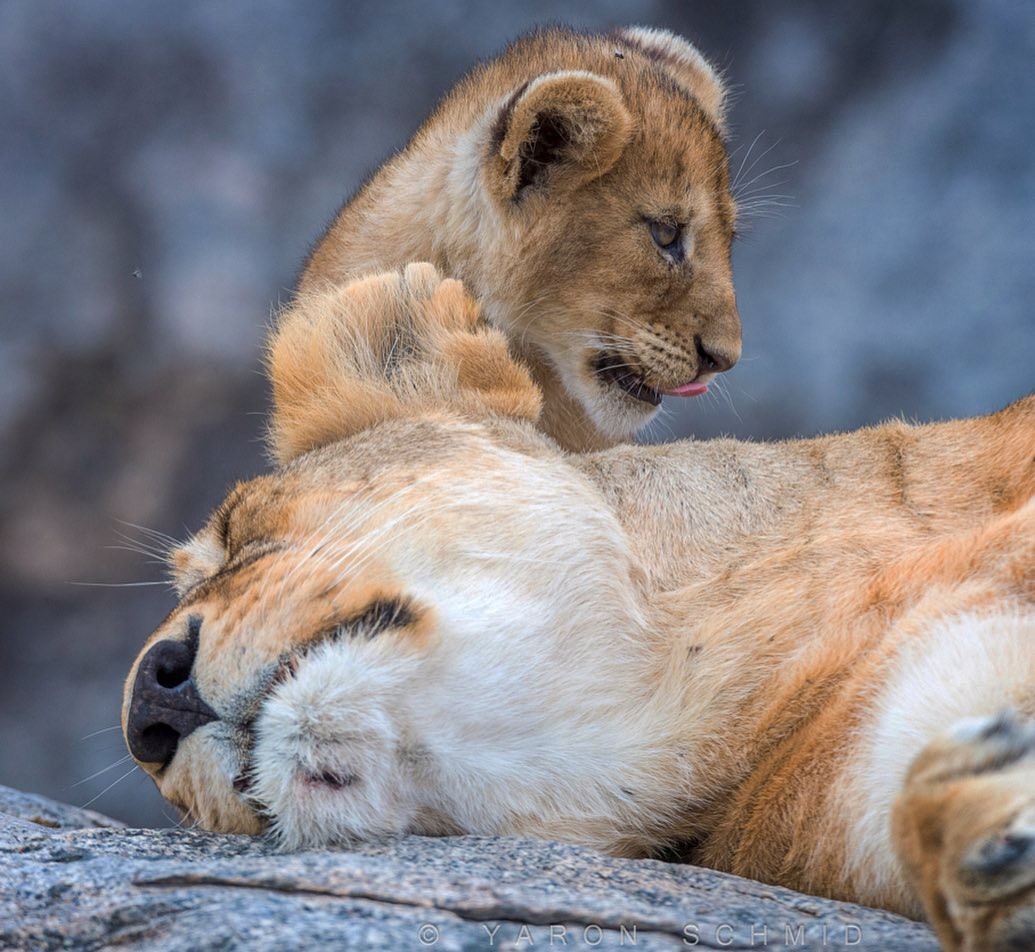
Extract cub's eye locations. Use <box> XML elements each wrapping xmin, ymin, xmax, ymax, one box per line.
<box><xmin>649</xmin><ymin>219</ymin><xmax>681</xmax><ymax>251</ymax></box>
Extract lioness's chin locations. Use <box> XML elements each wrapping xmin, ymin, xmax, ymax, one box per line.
<box><xmin>155</xmin><ymin>730</ymin><xmax>266</xmax><ymax>836</ymax></box>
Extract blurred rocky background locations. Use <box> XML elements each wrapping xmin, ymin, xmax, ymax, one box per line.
<box><xmin>1</xmin><ymin>0</ymin><xmax>1031</xmax><ymax>827</ymax></box>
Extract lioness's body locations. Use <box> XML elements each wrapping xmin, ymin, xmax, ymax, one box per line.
<box><xmin>125</xmin><ymin>270</ymin><xmax>1035</xmax><ymax>950</ymax></box>
<box><xmin>297</xmin><ymin>27</ymin><xmax>742</xmax><ymax>453</ymax></box>
<box><xmin>583</xmin><ymin>413</ymin><xmax>1034</xmax><ymax>910</ymax></box>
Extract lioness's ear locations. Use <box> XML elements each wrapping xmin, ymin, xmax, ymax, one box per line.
<box><xmin>617</xmin><ymin>27</ymin><xmax>728</xmax><ymax>132</ymax></box>
<box><xmin>267</xmin><ymin>264</ymin><xmax>542</xmax><ymax>464</ymax></box>
<box><xmin>488</xmin><ymin>70</ymin><xmax>633</xmax><ymax>203</ymax></box>
<box><xmin>168</xmin><ymin>529</ymin><xmax>225</xmax><ymax>596</ymax></box>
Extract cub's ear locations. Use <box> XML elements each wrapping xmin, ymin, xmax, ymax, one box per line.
<box><xmin>488</xmin><ymin>70</ymin><xmax>633</xmax><ymax>203</ymax></box>
<box><xmin>267</xmin><ymin>264</ymin><xmax>542</xmax><ymax>464</ymax></box>
<box><xmin>617</xmin><ymin>27</ymin><xmax>728</xmax><ymax>132</ymax></box>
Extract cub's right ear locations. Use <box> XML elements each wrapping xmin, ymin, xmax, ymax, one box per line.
<box><xmin>617</xmin><ymin>27</ymin><xmax>728</xmax><ymax>132</ymax></box>
<box><xmin>487</xmin><ymin>70</ymin><xmax>633</xmax><ymax>204</ymax></box>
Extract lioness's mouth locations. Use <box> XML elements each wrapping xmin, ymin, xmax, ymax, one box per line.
<box><xmin>594</xmin><ymin>351</ymin><xmax>662</xmax><ymax>406</ymax></box>
<box><xmin>231</xmin><ymin>654</ymin><xmax>298</xmax><ymax>798</ymax></box>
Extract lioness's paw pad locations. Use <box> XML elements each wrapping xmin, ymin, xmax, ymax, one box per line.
<box><xmin>267</xmin><ymin>264</ymin><xmax>541</xmax><ymax>463</ymax></box>
<box><xmin>894</xmin><ymin>711</ymin><xmax>1035</xmax><ymax>951</ymax></box>
<box><xmin>398</xmin><ymin>263</ymin><xmax>479</xmax><ymax>329</ymax></box>
<box><xmin>938</xmin><ymin>711</ymin><xmax>1035</xmax><ymax>779</ymax></box>
<box><xmin>962</xmin><ymin>816</ymin><xmax>1035</xmax><ymax>885</ymax></box>
<box><xmin>327</xmin><ymin>264</ymin><xmax>475</xmax><ymax>366</ymax></box>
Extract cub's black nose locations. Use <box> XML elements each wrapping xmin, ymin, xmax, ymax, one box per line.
<box><xmin>126</xmin><ymin>618</ymin><xmax>218</xmax><ymax>766</ymax></box>
<box><xmin>695</xmin><ymin>335</ymin><xmax>736</xmax><ymax>374</ymax></box>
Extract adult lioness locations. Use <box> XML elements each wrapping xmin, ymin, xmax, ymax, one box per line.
<box><xmin>295</xmin><ymin>26</ymin><xmax>741</xmax><ymax>454</ymax></box>
<box><xmin>124</xmin><ymin>267</ymin><xmax>1034</xmax><ymax>951</ymax></box>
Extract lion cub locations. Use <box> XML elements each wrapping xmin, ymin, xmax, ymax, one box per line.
<box><xmin>291</xmin><ymin>27</ymin><xmax>741</xmax><ymax>453</ymax></box>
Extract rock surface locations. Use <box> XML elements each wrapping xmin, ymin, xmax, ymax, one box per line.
<box><xmin>0</xmin><ymin>786</ymin><xmax>939</xmax><ymax>951</ymax></box>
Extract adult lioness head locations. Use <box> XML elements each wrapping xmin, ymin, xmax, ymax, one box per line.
<box><xmin>299</xmin><ymin>27</ymin><xmax>741</xmax><ymax>452</ymax></box>
<box><xmin>122</xmin><ymin>269</ymin><xmax>1035</xmax><ymax>952</ymax></box>
<box><xmin>123</xmin><ymin>267</ymin><xmax>670</xmax><ymax>850</ymax></box>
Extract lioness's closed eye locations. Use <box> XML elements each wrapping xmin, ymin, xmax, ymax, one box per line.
<box><xmin>289</xmin><ymin>26</ymin><xmax>742</xmax><ymax>453</ymax></box>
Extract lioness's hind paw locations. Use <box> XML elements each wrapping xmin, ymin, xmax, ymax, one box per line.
<box><xmin>937</xmin><ymin>711</ymin><xmax>1035</xmax><ymax>780</ymax></box>
<box><xmin>894</xmin><ymin>711</ymin><xmax>1035</xmax><ymax>952</ymax></box>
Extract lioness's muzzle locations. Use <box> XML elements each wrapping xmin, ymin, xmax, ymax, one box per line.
<box><xmin>126</xmin><ymin>618</ymin><xmax>218</xmax><ymax>766</ymax></box>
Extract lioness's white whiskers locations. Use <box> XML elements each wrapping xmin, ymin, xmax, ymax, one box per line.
<box><xmin>464</xmin><ymin>550</ymin><xmax>570</xmax><ymax>566</ymax></box>
<box><xmin>112</xmin><ymin>531</ymin><xmax>169</xmax><ymax>559</ymax></box>
<box><xmin>322</xmin><ymin>482</ymin><xmax>537</xmax><ymax>601</ymax></box>
<box><xmin>317</xmin><ymin>491</ymin><xmax>452</xmax><ymax>587</ymax></box>
<box><xmin>266</xmin><ymin>479</ymin><xmax>437</xmax><ymax>614</ymax></box>
<box><xmin>72</xmin><ymin>754</ymin><xmax>133</xmax><ymax>788</ymax></box>
<box><xmin>274</xmin><ymin>492</ymin><xmax>373</xmax><ymax>591</ymax></box>
<box><xmin>80</xmin><ymin>725</ymin><xmax>122</xmax><ymax>741</ymax></box>
<box><xmin>80</xmin><ymin>765</ymin><xmax>140</xmax><ymax>809</ymax></box>
<box><xmin>67</xmin><ymin>580</ymin><xmax>171</xmax><ymax>588</ymax></box>
<box><xmin>115</xmin><ymin>520</ymin><xmax>179</xmax><ymax>548</ymax></box>
<box><xmin>106</xmin><ymin>545</ymin><xmax>166</xmax><ymax>567</ymax></box>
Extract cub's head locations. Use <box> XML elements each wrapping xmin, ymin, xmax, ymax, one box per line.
<box><xmin>481</xmin><ymin>29</ymin><xmax>741</xmax><ymax>440</ymax></box>
<box><xmin>122</xmin><ymin>267</ymin><xmax>659</xmax><ymax>849</ymax></box>
<box><xmin>479</xmin><ymin>28</ymin><xmax>741</xmax><ymax>447</ymax></box>
<box><xmin>305</xmin><ymin>27</ymin><xmax>742</xmax><ymax>450</ymax></box>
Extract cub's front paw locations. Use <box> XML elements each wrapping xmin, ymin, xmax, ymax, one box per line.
<box><xmin>893</xmin><ymin>711</ymin><xmax>1035</xmax><ymax>952</ymax></box>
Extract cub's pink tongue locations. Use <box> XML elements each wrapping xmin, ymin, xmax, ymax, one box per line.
<box><xmin>663</xmin><ymin>381</ymin><xmax>709</xmax><ymax>397</ymax></box>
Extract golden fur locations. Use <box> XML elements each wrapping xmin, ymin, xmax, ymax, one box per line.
<box><xmin>293</xmin><ymin>26</ymin><xmax>741</xmax><ymax>453</ymax></box>
<box><xmin>125</xmin><ymin>268</ymin><xmax>1034</xmax><ymax>951</ymax></box>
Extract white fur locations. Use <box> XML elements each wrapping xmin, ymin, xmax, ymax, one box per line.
<box><xmin>250</xmin><ymin>444</ymin><xmax>689</xmax><ymax>850</ymax></box>
<box><xmin>844</xmin><ymin>609</ymin><xmax>1035</xmax><ymax>905</ymax></box>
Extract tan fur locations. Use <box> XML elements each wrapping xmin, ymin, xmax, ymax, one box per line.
<box><xmin>124</xmin><ymin>270</ymin><xmax>1034</xmax><ymax>950</ymax></box>
<box><xmin>268</xmin><ymin>263</ymin><xmax>541</xmax><ymax>463</ymax></box>
<box><xmin>291</xmin><ymin>27</ymin><xmax>740</xmax><ymax>452</ymax></box>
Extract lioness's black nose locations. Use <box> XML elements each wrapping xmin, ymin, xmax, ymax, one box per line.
<box><xmin>126</xmin><ymin>620</ymin><xmax>218</xmax><ymax>766</ymax></box>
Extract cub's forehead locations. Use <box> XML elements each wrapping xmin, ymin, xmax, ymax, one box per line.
<box><xmin>602</xmin><ymin>87</ymin><xmax>730</xmax><ymax>208</ymax></box>
<box><xmin>637</xmin><ymin>108</ymin><xmax>728</xmax><ymax>181</ymax></box>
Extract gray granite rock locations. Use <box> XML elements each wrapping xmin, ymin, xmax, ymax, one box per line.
<box><xmin>0</xmin><ymin>785</ymin><xmax>938</xmax><ymax>951</ymax></box>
